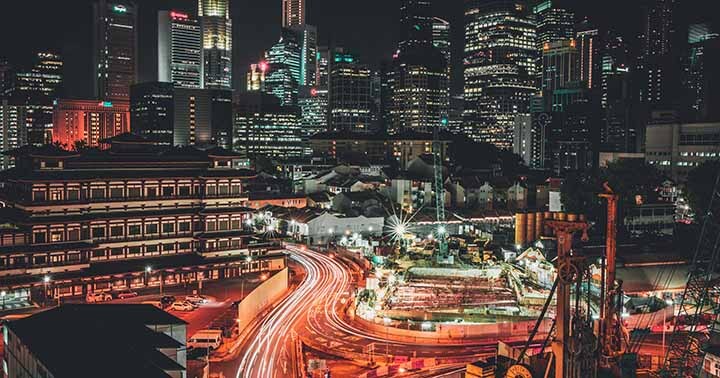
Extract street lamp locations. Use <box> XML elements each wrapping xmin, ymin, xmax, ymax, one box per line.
<box><xmin>1</xmin><ymin>290</ymin><xmax>6</xmax><ymax>310</ymax></box>
<box><xmin>663</xmin><ymin>299</ymin><xmax>674</xmax><ymax>353</ymax></box>
<box><xmin>43</xmin><ymin>275</ymin><xmax>51</xmax><ymax>307</ymax></box>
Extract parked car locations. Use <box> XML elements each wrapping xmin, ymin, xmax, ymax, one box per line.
<box><xmin>170</xmin><ymin>301</ymin><xmax>195</xmax><ymax>311</ymax></box>
<box><xmin>185</xmin><ymin>294</ymin><xmax>207</xmax><ymax>305</ymax></box>
<box><xmin>86</xmin><ymin>292</ymin><xmax>113</xmax><ymax>303</ymax></box>
<box><xmin>160</xmin><ymin>295</ymin><xmax>176</xmax><ymax>307</ymax></box>
<box><xmin>115</xmin><ymin>289</ymin><xmax>138</xmax><ymax>299</ymax></box>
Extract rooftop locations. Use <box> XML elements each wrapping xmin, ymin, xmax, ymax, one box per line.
<box><xmin>6</xmin><ymin>304</ymin><xmax>186</xmax><ymax>378</ymax></box>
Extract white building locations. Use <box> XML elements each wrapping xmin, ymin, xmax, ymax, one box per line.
<box><xmin>284</xmin><ymin>211</ymin><xmax>384</xmax><ymax>245</ymax></box>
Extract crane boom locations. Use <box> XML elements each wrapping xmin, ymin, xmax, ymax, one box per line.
<box><xmin>662</xmin><ymin>170</ymin><xmax>720</xmax><ymax>377</ymax></box>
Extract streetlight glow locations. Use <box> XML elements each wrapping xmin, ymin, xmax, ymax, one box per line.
<box><xmin>43</xmin><ymin>275</ymin><xmax>50</xmax><ymax>283</ymax></box>
<box><xmin>145</xmin><ymin>266</ymin><xmax>152</xmax><ymax>273</ymax></box>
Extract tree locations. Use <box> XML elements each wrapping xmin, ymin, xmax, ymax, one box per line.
<box><xmin>602</xmin><ymin>159</ymin><xmax>664</xmax><ymax>210</ymax></box>
<box><xmin>559</xmin><ymin>170</ymin><xmax>602</xmax><ymax>216</ymax></box>
<box><xmin>686</xmin><ymin>160</ymin><xmax>720</xmax><ymax>221</ymax></box>
<box><xmin>72</xmin><ymin>140</ymin><xmax>90</xmax><ymax>152</ymax></box>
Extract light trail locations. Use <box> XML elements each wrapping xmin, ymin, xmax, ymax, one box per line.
<box><xmin>235</xmin><ymin>245</ymin><xmax>499</xmax><ymax>378</ymax></box>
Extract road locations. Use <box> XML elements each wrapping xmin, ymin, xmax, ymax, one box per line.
<box><xmin>214</xmin><ymin>246</ymin><xmax>502</xmax><ymax>378</ymax></box>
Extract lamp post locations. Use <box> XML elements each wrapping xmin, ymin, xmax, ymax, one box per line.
<box><xmin>663</xmin><ymin>299</ymin><xmax>674</xmax><ymax>353</ymax></box>
<box><xmin>1</xmin><ymin>290</ymin><xmax>6</xmax><ymax>310</ymax></box>
<box><xmin>43</xmin><ymin>275</ymin><xmax>50</xmax><ymax>307</ymax></box>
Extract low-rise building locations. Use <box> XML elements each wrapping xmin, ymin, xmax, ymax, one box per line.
<box><xmin>3</xmin><ymin>304</ymin><xmax>187</xmax><ymax>378</ymax></box>
<box><xmin>272</xmin><ymin>208</ymin><xmax>384</xmax><ymax>245</ymax></box>
<box><xmin>645</xmin><ymin>111</ymin><xmax>720</xmax><ymax>182</ymax></box>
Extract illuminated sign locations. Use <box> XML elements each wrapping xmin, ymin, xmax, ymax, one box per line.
<box><xmin>98</xmin><ymin>101</ymin><xmax>113</xmax><ymax>108</ymax></box>
<box><xmin>170</xmin><ymin>11</ymin><xmax>189</xmax><ymax>20</ymax></box>
<box><xmin>310</xmin><ymin>88</ymin><xmax>318</xmax><ymax>97</ymax></box>
<box><xmin>113</xmin><ymin>5</ymin><xmax>127</xmax><ymax>13</ymax></box>
<box><xmin>259</xmin><ymin>61</ymin><xmax>269</xmax><ymax>72</ymax></box>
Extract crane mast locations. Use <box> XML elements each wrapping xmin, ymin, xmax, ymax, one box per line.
<box><xmin>433</xmin><ymin>117</ymin><xmax>448</xmax><ymax>258</ymax></box>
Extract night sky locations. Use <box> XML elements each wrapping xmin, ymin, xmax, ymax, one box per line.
<box><xmin>0</xmin><ymin>0</ymin><xmax>714</xmax><ymax>98</ymax></box>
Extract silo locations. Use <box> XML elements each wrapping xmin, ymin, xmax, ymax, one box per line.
<box><xmin>535</xmin><ymin>212</ymin><xmax>543</xmax><ymax>239</ymax></box>
<box><xmin>526</xmin><ymin>213</ymin><xmax>536</xmax><ymax>243</ymax></box>
<box><xmin>515</xmin><ymin>212</ymin><xmax>527</xmax><ymax>246</ymax></box>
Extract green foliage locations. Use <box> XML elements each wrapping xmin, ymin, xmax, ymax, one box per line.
<box><xmin>686</xmin><ymin>160</ymin><xmax>720</xmax><ymax>220</ymax></box>
<box><xmin>447</xmin><ymin>135</ymin><xmax>527</xmax><ymax>176</ymax></box>
<box><xmin>560</xmin><ymin>159</ymin><xmax>664</xmax><ymax>224</ymax></box>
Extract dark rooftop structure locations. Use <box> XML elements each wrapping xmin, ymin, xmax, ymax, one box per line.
<box><xmin>5</xmin><ymin>304</ymin><xmax>187</xmax><ymax>378</ymax></box>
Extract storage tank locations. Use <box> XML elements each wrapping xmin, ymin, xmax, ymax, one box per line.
<box><xmin>515</xmin><ymin>212</ymin><xmax>527</xmax><ymax>246</ymax></box>
<box><xmin>535</xmin><ymin>212</ymin><xmax>543</xmax><ymax>239</ymax></box>
<box><xmin>526</xmin><ymin>213</ymin><xmax>536</xmax><ymax>243</ymax></box>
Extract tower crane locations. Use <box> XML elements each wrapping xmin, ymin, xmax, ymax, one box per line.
<box><xmin>661</xmin><ymin>170</ymin><xmax>720</xmax><ymax>377</ymax></box>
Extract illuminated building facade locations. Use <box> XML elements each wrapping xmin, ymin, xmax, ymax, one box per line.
<box><xmin>291</xmin><ymin>25</ymin><xmax>318</xmax><ymax>87</ymax></box>
<box><xmin>93</xmin><ymin>1</ymin><xmax>138</xmax><ymax>101</ymax></box>
<box><xmin>246</xmin><ymin>62</ymin><xmax>268</xmax><ymax>92</ymax></box>
<box><xmin>0</xmin><ymin>100</ymin><xmax>28</xmax><ymax>170</ymax></box>
<box><xmin>199</xmin><ymin>0</ymin><xmax>233</xmax><ymax>89</ymax></box>
<box><xmin>233</xmin><ymin>92</ymin><xmax>304</xmax><ymax>158</ymax></box>
<box><xmin>637</xmin><ymin>0</ymin><xmax>676</xmax><ymax>106</ymax></box>
<box><xmin>2</xmin><ymin>52</ymin><xmax>62</xmax><ymax>145</ymax></box>
<box><xmin>328</xmin><ymin>50</ymin><xmax>373</xmax><ymax>133</ymax></box>
<box><xmin>52</xmin><ymin>99</ymin><xmax>130</xmax><ymax>148</ymax></box>
<box><xmin>685</xmin><ymin>23</ymin><xmax>720</xmax><ymax>122</ymax></box>
<box><xmin>542</xmin><ymin>40</ymin><xmax>580</xmax><ymax>98</ymax></box>
<box><xmin>0</xmin><ymin>138</ymin><xmax>286</xmax><ymax>305</ymax></box>
<box><xmin>463</xmin><ymin>0</ymin><xmax>537</xmax><ymax>149</ymax></box>
<box><xmin>600</xmin><ymin>34</ymin><xmax>635</xmax><ymax>152</ymax></box>
<box><xmin>158</xmin><ymin>11</ymin><xmax>203</xmax><ymax>89</ymax></box>
<box><xmin>130</xmin><ymin>82</ymin><xmax>175</xmax><ymax>145</ymax></box>
<box><xmin>264</xmin><ymin>29</ymin><xmax>302</xmax><ymax>106</ymax></box>
<box><xmin>282</xmin><ymin>0</ymin><xmax>306</xmax><ymax>28</ymax></box>
<box><xmin>129</xmin><ymin>84</ymin><xmax>232</xmax><ymax>148</ymax></box>
<box><xmin>389</xmin><ymin>0</ymin><xmax>449</xmax><ymax>134</ymax></box>
<box><xmin>576</xmin><ymin>20</ymin><xmax>600</xmax><ymax>89</ymax></box>
<box><xmin>299</xmin><ymin>86</ymin><xmax>327</xmax><ymax>154</ymax></box>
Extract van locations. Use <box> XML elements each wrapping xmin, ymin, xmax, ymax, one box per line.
<box><xmin>188</xmin><ymin>329</ymin><xmax>223</xmax><ymax>350</ymax></box>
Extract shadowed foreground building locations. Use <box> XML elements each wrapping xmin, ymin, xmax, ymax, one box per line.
<box><xmin>3</xmin><ymin>304</ymin><xmax>187</xmax><ymax>378</ymax></box>
<box><xmin>0</xmin><ymin>135</ymin><xmax>285</xmax><ymax>308</ymax></box>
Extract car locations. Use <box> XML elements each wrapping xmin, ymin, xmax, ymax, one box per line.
<box><xmin>187</xmin><ymin>329</ymin><xmax>223</xmax><ymax>350</ymax></box>
<box><xmin>86</xmin><ymin>292</ymin><xmax>113</xmax><ymax>303</ymax></box>
<box><xmin>141</xmin><ymin>300</ymin><xmax>163</xmax><ymax>309</ymax></box>
<box><xmin>115</xmin><ymin>289</ymin><xmax>138</xmax><ymax>299</ymax></box>
<box><xmin>160</xmin><ymin>295</ymin><xmax>176</xmax><ymax>307</ymax></box>
<box><xmin>170</xmin><ymin>301</ymin><xmax>195</xmax><ymax>311</ymax></box>
<box><xmin>185</xmin><ymin>294</ymin><xmax>208</xmax><ymax>305</ymax></box>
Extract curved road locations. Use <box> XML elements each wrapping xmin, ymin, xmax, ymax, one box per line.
<box><xmin>216</xmin><ymin>246</ymin><xmax>498</xmax><ymax>378</ymax></box>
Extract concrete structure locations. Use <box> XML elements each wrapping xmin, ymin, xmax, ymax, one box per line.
<box><xmin>329</xmin><ymin>50</ymin><xmax>373</xmax><ymax>133</ymax></box>
<box><xmin>3</xmin><ymin>304</ymin><xmax>187</xmax><ymax>378</ymax></box>
<box><xmin>233</xmin><ymin>92</ymin><xmax>303</xmax><ymax>158</ymax></box>
<box><xmin>0</xmin><ymin>101</ymin><xmax>29</xmax><ymax>170</ymax></box>
<box><xmin>282</xmin><ymin>0</ymin><xmax>305</xmax><ymax>28</ymax></box>
<box><xmin>158</xmin><ymin>10</ymin><xmax>203</xmax><ymax>89</ymax></box>
<box><xmin>93</xmin><ymin>1</ymin><xmax>137</xmax><ymax>101</ymax></box>
<box><xmin>645</xmin><ymin>116</ymin><xmax>720</xmax><ymax>182</ymax></box>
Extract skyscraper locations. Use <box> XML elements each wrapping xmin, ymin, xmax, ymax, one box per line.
<box><xmin>199</xmin><ymin>0</ymin><xmax>232</xmax><ymax>89</ymax></box>
<box><xmin>0</xmin><ymin>100</ymin><xmax>28</xmax><ymax>170</ymax></box>
<box><xmin>637</xmin><ymin>0</ymin><xmax>677</xmax><ymax>106</ymax></box>
<box><xmin>432</xmin><ymin>17</ymin><xmax>451</xmax><ymax>69</ymax></box>
<box><xmin>93</xmin><ymin>1</ymin><xmax>138</xmax><ymax>102</ymax></box>
<box><xmin>464</xmin><ymin>0</ymin><xmax>536</xmax><ymax>149</ymax></box>
<box><xmin>329</xmin><ymin>50</ymin><xmax>373</xmax><ymax>133</ymax></box>
<box><xmin>233</xmin><ymin>92</ymin><xmax>304</xmax><ymax>158</ymax></box>
<box><xmin>246</xmin><ymin>62</ymin><xmax>268</xmax><ymax>92</ymax></box>
<box><xmin>264</xmin><ymin>29</ymin><xmax>302</xmax><ymax>106</ymax></box>
<box><xmin>158</xmin><ymin>11</ymin><xmax>203</xmax><ymax>89</ymax></box>
<box><xmin>576</xmin><ymin>20</ymin><xmax>600</xmax><ymax>89</ymax></box>
<box><xmin>291</xmin><ymin>25</ymin><xmax>318</xmax><ymax>87</ymax></box>
<box><xmin>534</xmin><ymin>0</ymin><xmax>574</xmax><ymax>88</ymax></box>
<box><xmin>685</xmin><ymin>23</ymin><xmax>720</xmax><ymax>121</ymax></box>
<box><xmin>389</xmin><ymin>0</ymin><xmax>449</xmax><ymax>134</ymax></box>
<box><xmin>282</xmin><ymin>0</ymin><xmax>306</xmax><ymax>28</ymax></box>
<box><xmin>130</xmin><ymin>82</ymin><xmax>175</xmax><ymax>145</ymax></box>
